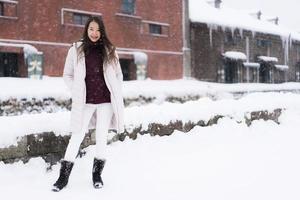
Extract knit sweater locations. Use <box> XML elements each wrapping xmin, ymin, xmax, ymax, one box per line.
<box><xmin>85</xmin><ymin>44</ymin><xmax>111</xmax><ymax>104</ymax></box>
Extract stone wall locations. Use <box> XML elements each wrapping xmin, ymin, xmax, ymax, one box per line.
<box><xmin>0</xmin><ymin>108</ymin><xmax>282</xmax><ymax>165</ymax></box>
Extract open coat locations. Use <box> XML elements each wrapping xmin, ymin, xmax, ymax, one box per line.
<box><xmin>63</xmin><ymin>42</ymin><xmax>124</xmax><ymax>134</ymax></box>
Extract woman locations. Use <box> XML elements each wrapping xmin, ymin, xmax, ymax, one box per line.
<box><xmin>52</xmin><ymin>16</ymin><xmax>124</xmax><ymax>192</ymax></box>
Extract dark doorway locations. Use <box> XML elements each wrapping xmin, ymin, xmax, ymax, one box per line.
<box><xmin>0</xmin><ymin>53</ymin><xmax>19</xmax><ymax>77</ymax></box>
<box><xmin>224</xmin><ymin>59</ymin><xmax>238</xmax><ymax>83</ymax></box>
<box><xmin>296</xmin><ymin>62</ymin><xmax>300</xmax><ymax>81</ymax></box>
<box><xmin>259</xmin><ymin>62</ymin><xmax>271</xmax><ymax>83</ymax></box>
<box><xmin>119</xmin><ymin>58</ymin><xmax>136</xmax><ymax>80</ymax></box>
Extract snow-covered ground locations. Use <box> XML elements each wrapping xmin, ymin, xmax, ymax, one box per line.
<box><xmin>1</xmin><ymin>109</ymin><xmax>300</xmax><ymax>200</ymax></box>
<box><xmin>1</xmin><ymin>77</ymin><xmax>300</xmax><ymax>100</ymax></box>
<box><xmin>1</xmin><ymin>78</ymin><xmax>300</xmax><ymax>199</ymax></box>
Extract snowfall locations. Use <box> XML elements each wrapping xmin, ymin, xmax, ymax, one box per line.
<box><xmin>1</xmin><ymin>77</ymin><xmax>300</xmax><ymax>200</ymax></box>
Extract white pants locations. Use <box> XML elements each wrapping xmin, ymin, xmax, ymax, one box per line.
<box><xmin>64</xmin><ymin>103</ymin><xmax>113</xmax><ymax>162</ymax></box>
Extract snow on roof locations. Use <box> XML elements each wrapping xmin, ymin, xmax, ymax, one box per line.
<box><xmin>133</xmin><ymin>52</ymin><xmax>148</xmax><ymax>65</ymax></box>
<box><xmin>275</xmin><ymin>64</ymin><xmax>289</xmax><ymax>71</ymax></box>
<box><xmin>0</xmin><ymin>42</ymin><xmax>39</xmax><ymax>58</ymax></box>
<box><xmin>189</xmin><ymin>0</ymin><xmax>300</xmax><ymax>41</ymax></box>
<box><xmin>258</xmin><ymin>56</ymin><xmax>278</xmax><ymax>62</ymax></box>
<box><xmin>243</xmin><ymin>62</ymin><xmax>260</xmax><ymax>68</ymax></box>
<box><xmin>222</xmin><ymin>51</ymin><xmax>247</xmax><ymax>60</ymax></box>
<box><xmin>0</xmin><ymin>0</ymin><xmax>18</xmax><ymax>4</ymax></box>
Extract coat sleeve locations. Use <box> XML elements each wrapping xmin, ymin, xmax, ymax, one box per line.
<box><xmin>115</xmin><ymin>51</ymin><xmax>123</xmax><ymax>82</ymax></box>
<box><xmin>63</xmin><ymin>46</ymin><xmax>75</xmax><ymax>90</ymax></box>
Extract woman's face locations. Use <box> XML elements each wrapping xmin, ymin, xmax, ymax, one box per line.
<box><xmin>87</xmin><ymin>21</ymin><xmax>101</xmax><ymax>43</ymax></box>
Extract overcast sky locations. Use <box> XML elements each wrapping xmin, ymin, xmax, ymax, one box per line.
<box><xmin>222</xmin><ymin>0</ymin><xmax>300</xmax><ymax>32</ymax></box>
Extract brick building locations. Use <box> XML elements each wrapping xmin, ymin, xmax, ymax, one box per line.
<box><xmin>189</xmin><ymin>0</ymin><xmax>300</xmax><ymax>83</ymax></box>
<box><xmin>0</xmin><ymin>0</ymin><xmax>184</xmax><ymax>80</ymax></box>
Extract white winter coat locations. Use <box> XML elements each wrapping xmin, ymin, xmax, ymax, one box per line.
<box><xmin>63</xmin><ymin>42</ymin><xmax>124</xmax><ymax>134</ymax></box>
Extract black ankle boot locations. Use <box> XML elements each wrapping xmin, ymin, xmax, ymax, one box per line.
<box><xmin>92</xmin><ymin>158</ymin><xmax>106</xmax><ymax>188</ymax></box>
<box><xmin>52</xmin><ymin>160</ymin><xmax>74</xmax><ymax>192</ymax></box>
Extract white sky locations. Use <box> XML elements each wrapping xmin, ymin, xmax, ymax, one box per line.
<box><xmin>223</xmin><ymin>0</ymin><xmax>300</xmax><ymax>32</ymax></box>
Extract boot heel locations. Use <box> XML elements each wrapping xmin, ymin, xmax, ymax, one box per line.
<box><xmin>52</xmin><ymin>160</ymin><xmax>74</xmax><ymax>192</ymax></box>
<box><xmin>92</xmin><ymin>158</ymin><xmax>106</xmax><ymax>188</ymax></box>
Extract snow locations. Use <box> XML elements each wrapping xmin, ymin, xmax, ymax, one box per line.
<box><xmin>1</xmin><ymin>77</ymin><xmax>300</xmax><ymax>199</ymax></box>
<box><xmin>2</xmin><ymin>91</ymin><xmax>300</xmax><ymax>147</ymax></box>
<box><xmin>0</xmin><ymin>112</ymin><xmax>70</xmax><ymax>147</ymax></box>
<box><xmin>223</xmin><ymin>51</ymin><xmax>247</xmax><ymax>60</ymax></box>
<box><xmin>2</xmin><ymin>77</ymin><xmax>300</xmax><ymax>101</ymax></box>
<box><xmin>0</xmin><ymin>42</ymin><xmax>39</xmax><ymax>59</ymax></box>
<box><xmin>0</xmin><ymin>77</ymin><xmax>70</xmax><ymax>100</ymax></box>
<box><xmin>133</xmin><ymin>51</ymin><xmax>148</xmax><ymax>66</ymax></box>
<box><xmin>224</xmin><ymin>0</ymin><xmax>300</xmax><ymax>32</ymax></box>
<box><xmin>0</xmin><ymin>107</ymin><xmax>300</xmax><ymax>199</ymax></box>
<box><xmin>275</xmin><ymin>64</ymin><xmax>289</xmax><ymax>71</ymax></box>
<box><xmin>189</xmin><ymin>0</ymin><xmax>300</xmax><ymax>41</ymax></box>
<box><xmin>0</xmin><ymin>0</ymin><xmax>18</xmax><ymax>4</ymax></box>
<box><xmin>243</xmin><ymin>62</ymin><xmax>260</xmax><ymax>68</ymax></box>
<box><xmin>258</xmin><ymin>56</ymin><xmax>278</xmax><ymax>62</ymax></box>
<box><xmin>1</xmin><ymin>78</ymin><xmax>300</xmax><ymax>147</ymax></box>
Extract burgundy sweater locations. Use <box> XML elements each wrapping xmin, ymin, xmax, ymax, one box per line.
<box><xmin>85</xmin><ymin>44</ymin><xmax>111</xmax><ymax>104</ymax></box>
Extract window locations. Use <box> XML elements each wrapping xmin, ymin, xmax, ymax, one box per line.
<box><xmin>224</xmin><ymin>32</ymin><xmax>241</xmax><ymax>45</ymax></box>
<box><xmin>121</xmin><ymin>0</ymin><xmax>135</xmax><ymax>15</ymax></box>
<box><xmin>73</xmin><ymin>13</ymin><xmax>90</xmax><ymax>26</ymax></box>
<box><xmin>149</xmin><ymin>24</ymin><xmax>162</xmax><ymax>35</ymax></box>
<box><xmin>0</xmin><ymin>1</ymin><xmax>18</xmax><ymax>19</ymax></box>
<box><xmin>0</xmin><ymin>2</ymin><xmax>4</xmax><ymax>16</ymax></box>
<box><xmin>225</xmin><ymin>33</ymin><xmax>233</xmax><ymax>44</ymax></box>
<box><xmin>257</xmin><ymin>39</ymin><xmax>272</xmax><ymax>47</ymax></box>
<box><xmin>141</xmin><ymin>20</ymin><xmax>169</xmax><ymax>37</ymax></box>
<box><xmin>297</xmin><ymin>46</ymin><xmax>300</xmax><ymax>59</ymax></box>
<box><xmin>61</xmin><ymin>8</ymin><xmax>102</xmax><ymax>27</ymax></box>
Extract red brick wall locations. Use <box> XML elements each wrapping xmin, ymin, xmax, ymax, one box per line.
<box><xmin>0</xmin><ymin>0</ymin><xmax>183</xmax><ymax>79</ymax></box>
<box><xmin>148</xmin><ymin>53</ymin><xmax>183</xmax><ymax>79</ymax></box>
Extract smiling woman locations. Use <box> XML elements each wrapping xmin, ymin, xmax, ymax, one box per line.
<box><xmin>87</xmin><ymin>21</ymin><xmax>101</xmax><ymax>42</ymax></box>
<box><xmin>52</xmin><ymin>16</ymin><xmax>124</xmax><ymax>192</ymax></box>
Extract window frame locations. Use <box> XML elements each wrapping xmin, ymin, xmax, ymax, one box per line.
<box><xmin>61</xmin><ymin>8</ymin><xmax>102</xmax><ymax>27</ymax></box>
<box><xmin>121</xmin><ymin>0</ymin><xmax>136</xmax><ymax>15</ymax></box>
<box><xmin>141</xmin><ymin>20</ymin><xmax>169</xmax><ymax>37</ymax></box>
<box><xmin>0</xmin><ymin>0</ymin><xmax>18</xmax><ymax>19</ymax></box>
<box><xmin>224</xmin><ymin>32</ymin><xmax>241</xmax><ymax>45</ymax></box>
<box><xmin>257</xmin><ymin>39</ymin><xmax>272</xmax><ymax>48</ymax></box>
<box><xmin>73</xmin><ymin>13</ymin><xmax>90</xmax><ymax>26</ymax></box>
<box><xmin>0</xmin><ymin>2</ymin><xmax>4</xmax><ymax>16</ymax></box>
<box><xmin>149</xmin><ymin>23</ymin><xmax>162</xmax><ymax>35</ymax></box>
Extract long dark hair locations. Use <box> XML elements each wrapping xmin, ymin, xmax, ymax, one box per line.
<box><xmin>77</xmin><ymin>16</ymin><xmax>117</xmax><ymax>65</ymax></box>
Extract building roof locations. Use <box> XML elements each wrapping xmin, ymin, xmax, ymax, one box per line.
<box><xmin>189</xmin><ymin>0</ymin><xmax>300</xmax><ymax>42</ymax></box>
